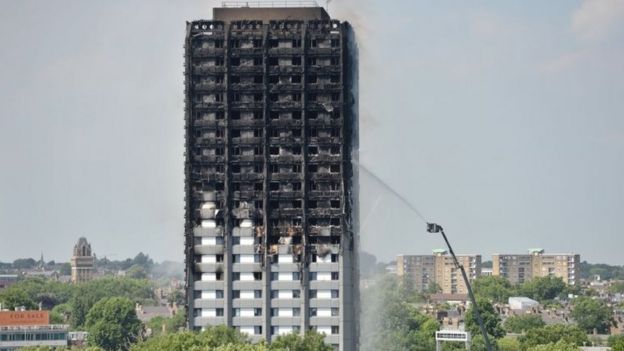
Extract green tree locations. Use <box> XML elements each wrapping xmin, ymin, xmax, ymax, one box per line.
<box><xmin>518</xmin><ymin>276</ymin><xmax>566</xmax><ymax>303</ymax></box>
<box><xmin>531</xmin><ymin>341</ymin><xmax>580</xmax><ymax>351</ymax></box>
<box><xmin>360</xmin><ymin>275</ymin><xmax>438</xmax><ymax>351</ymax></box>
<box><xmin>145</xmin><ymin>311</ymin><xmax>186</xmax><ymax>336</ymax></box>
<box><xmin>70</xmin><ymin>277</ymin><xmax>154</xmax><ymax>328</ymax></box>
<box><xmin>12</xmin><ymin>258</ymin><xmax>37</xmax><ymax>269</ymax></box>
<box><xmin>0</xmin><ymin>286</ymin><xmax>37</xmax><ymax>310</ymax></box>
<box><xmin>518</xmin><ymin>324</ymin><xmax>588</xmax><ymax>350</ymax></box>
<box><xmin>269</xmin><ymin>331</ymin><xmax>332</xmax><ymax>351</ymax></box>
<box><xmin>503</xmin><ymin>314</ymin><xmax>546</xmax><ymax>333</ymax></box>
<box><xmin>465</xmin><ymin>298</ymin><xmax>505</xmax><ymax>339</ymax></box>
<box><xmin>497</xmin><ymin>337</ymin><xmax>521</xmax><ymax>351</ymax></box>
<box><xmin>570</xmin><ymin>296</ymin><xmax>612</xmax><ymax>333</ymax></box>
<box><xmin>59</xmin><ymin>262</ymin><xmax>72</xmax><ymax>276</ymax></box>
<box><xmin>131</xmin><ymin>326</ymin><xmax>250</xmax><ymax>351</ymax></box>
<box><xmin>472</xmin><ymin>276</ymin><xmax>515</xmax><ymax>304</ymax></box>
<box><xmin>608</xmin><ymin>335</ymin><xmax>624</xmax><ymax>351</ymax></box>
<box><xmin>126</xmin><ymin>265</ymin><xmax>148</xmax><ymax>279</ymax></box>
<box><xmin>609</xmin><ymin>281</ymin><xmax>624</xmax><ymax>294</ymax></box>
<box><xmin>85</xmin><ymin>297</ymin><xmax>143</xmax><ymax>351</ymax></box>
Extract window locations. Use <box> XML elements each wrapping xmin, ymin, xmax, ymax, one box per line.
<box><xmin>270</xmin><ymin>147</ymin><xmax>279</xmax><ymax>155</ymax></box>
<box><xmin>230</xmin><ymin>57</ymin><xmax>240</xmax><ymax>66</ymax></box>
<box><xmin>292</xmin><ymin>111</ymin><xmax>302</xmax><ymax>120</ymax></box>
<box><xmin>293</xmin><ymin>290</ymin><xmax>301</xmax><ymax>298</ymax></box>
<box><xmin>269</xmin><ymin>57</ymin><xmax>278</xmax><ymax>66</ymax></box>
<box><xmin>292</xmin><ymin>57</ymin><xmax>301</xmax><ymax>66</ymax></box>
<box><xmin>230</xmin><ymin>39</ymin><xmax>240</xmax><ymax>48</ymax></box>
<box><xmin>331</xmin><ymin>272</ymin><xmax>339</xmax><ymax>280</ymax></box>
<box><xmin>270</xmin><ymin>164</ymin><xmax>279</xmax><ymax>173</ymax></box>
<box><xmin>254</xmin><ymin>183</ymin><xmax>263</xmax><ymax>191</ymax></box>
<box><xmin>230</xmin><ymin>111</ymin><xmax>241</xmax><ymax>120</ymax></box>
<box><xmin>253</xmin><ymin>272</ymin><xmax>262</xmax><ymax>280</ymax></box>
<box><xmin>331</xmin><ymin>57</ymin><xmax>340</xmax><ymax>65</ymax></box>
<box><xmin>253</xmin><ymin>39</ymin><xmax>262</xmax><ymax>48</ymax></box>
<box><xmin>331</xmin><ymin>200</ymin><xmax>340</xmax><ymax>208</ymax></box>
<box><xmin>292</xmin><ymin>200</ymin><xmax>302</xmax><ymax>208</ymax></box>
<box><xmin>253</xmin><ymin>111</ymin><xmax>263</xmax><ymax>119</ymax></box>
<box><xmin>292</xmin><ymin>164</ymin><xmax>301</xmax><ymax>173</ymax></box>
<box><xmin>331</xmin><ymin>326</ymin><xmax>339</xmax><ymax>334</ymax></box>
<box><xmin>309</xmin><ymin>146</ymin><xmax>318</xmax><ymax>155</ymax></box>
<box><xmin>331</xmin><ymin>39</ymin><xmax>339</xmax><ymax>47</ymax></box>
<box><xmin>292</xmin><ymin>39</ymin><xmax>302</xmax><ymax>47</ymax></box>
<box><xmin>308</xmin><ymin>75</ymin><xmax>318</xmax><ymax>83</ymax></box>
<box><xmin>291</xmin><ymin>75</ymin><xmax>301</xmax><ymax>83</ymax></box>
<box><xmin>254</xmin><ymin>308</ymin><xmax>262</xmax><ymax>316</ymax></box>
<box><xmin>270</xmin><ymin>182</ymin><xmax>280</xmax><ymax>191</ymax></box>
<box><xmin>253</xmin><ymin>57</ymin><xmax>263</xmax><ymax>66</ymax></box>
<box><xmin>310</xmin><ymin>39</ymin><xmax>317</xmax><ymax>47</ymax></box>
<box><xmin>254</xmin><ymin>200</ymin><xmax>263</xmax><ymax>209</ymax></box>
<box><xmin>230</xmin><ymin>76</ymin><xmax>241</xmax><ymax>84</ymax></box>
<box><xmin>216</xmin><ymin>308</ymin><xmax>224</xmax><ymax>316</ymax></box>
<box><xmin>254</xmin><ymin>93</ymin><xmax>263</xmax><ymax>101</ymax></box>
<box><xmin>292</xmin><ymin>182</ymin><xmax>302</xmax><ymax>191</ymax></box>
<box><xmin>308</xmin><ymin>57</ymin><xmax>317</xmax><ymax>65</ymax></box>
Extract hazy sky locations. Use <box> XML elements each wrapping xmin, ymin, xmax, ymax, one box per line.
<box><xmin>1</xmin><ymin>0</ymin><xmax>623</xmax><ymax>265</ymax></box>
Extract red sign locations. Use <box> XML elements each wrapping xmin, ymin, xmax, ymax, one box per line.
<box><xmin>0</xmin><ymin>311</ymin><xmax>49</xmax><ymax>326</ymax></box>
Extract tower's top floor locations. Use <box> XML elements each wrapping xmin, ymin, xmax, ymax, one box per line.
<box><xmin>213</xmin><ymin>2</ymin><xmax>330</xmax><ymax>22</ymax></box>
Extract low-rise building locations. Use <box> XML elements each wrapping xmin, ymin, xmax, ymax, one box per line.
<box><xmin>0</xmin><ymin>311</ymin><xmax>68</xmax><ymax>351</ymax></box>
<box><xmin>492</xmin><ymin>249</ymin><xmax>580</xmax><ymax>286</ymax></box>
<box><xmin>397</xmin><ymin>250</ymin><xmax>481</xmax><ymax>294</ymax></box>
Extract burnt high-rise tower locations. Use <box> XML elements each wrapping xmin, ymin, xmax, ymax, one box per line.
<box><xmin>184</xmin><ymin>4</ymin><xmax>358</xmax><ymax>350</ymax></box>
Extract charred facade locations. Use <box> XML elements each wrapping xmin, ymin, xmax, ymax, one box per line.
<box><xmin>184</xmin><ymin>6</ymin><xmax>358</xmax><ymax>350</ymax></box>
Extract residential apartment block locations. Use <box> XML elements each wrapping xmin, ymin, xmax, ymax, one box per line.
<box><xmin>397</xmin><ymin>250</ymin><xmax>481</xmax><ymax>294</ymax></box>
<box><xmin>183</xmin><ymin>4</ymin><xmax>358</xmax><ymax>351</ymax></box>
<box><xmin>492</xmin><ymin>249</ymin><xmax>580</xmax><ymax>286</ymax></box>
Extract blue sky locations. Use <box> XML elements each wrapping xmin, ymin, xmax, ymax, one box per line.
<box><xmin>0</xmin><ymin>0</ymin><xmax>623</xmax><ymax>264</ymax></box>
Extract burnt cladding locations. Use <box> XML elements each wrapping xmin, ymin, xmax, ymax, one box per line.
<box><xmin>183</xmin><ymin>7</ymin><xmax>358</xmax><ymax>351</ymax></box>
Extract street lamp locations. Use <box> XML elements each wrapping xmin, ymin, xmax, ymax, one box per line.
<box><xmin>427</xmin><ymin>223</ymin><xmax>493</xmax><ymax>351</ymax></box>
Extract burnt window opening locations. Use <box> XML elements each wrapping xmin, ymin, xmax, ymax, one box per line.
<box><xmin>253</xmin><ymin>75</ymin><xmax>263</xmax><ymax>83</ymax></box>
<box><xmin>331</xmin><ymin>200</ymin><xmax>340</xmax><ymax>208</ymax></box>
<box><xmin>230</xmin><ymin>39</ymin><xmax>240</xmax><ymax>48</ymax></box>
<box><xmin>254</xmin><ymin>146</ymin><xmax>263</xmax><ymax>155</ymax></box>
<box><xmin>216</xmin><ymin>111</ymin><xmax>225</xmax><ymax>120</ymax></box>
<box><xmin>254</xmin><ymin>164</ymin><xmax>263</xmax><ymax>172</ymax></box>
<box><xmin>215</xmin><ymin>58</ymin><xmax>224</xmax><ymax>66</ymax></box>
<box><xmin>214</xmin><ymin>40</ymin><xmax>224</xmax><ymax>48</ymax></box>
<box><xmin>292</xmin><ymin>164</ymin><xmax>301</xmax><ymax>173</ymax></box>
<box><xmin>270</xmin><ymin>111</ymin><xmax>279</xmax><ymax>120</ymax></box>
<box><xmin>308</xmin><ymin>57</ymin><xmax>317</xmax><ymax>65</ymax></box>
<box><xmin>309</xmin><ymin>218</ymin><xmax>318</xmax><ymax>225</ymax></box>
<box><xmin>230</xmin><ymin>58</ymin><xmax>240</xmax><ymax>66</ymax></box>
<box><xmin>231</xmin><ymin>129</ymin><xmax>241</xmax><ymax>137</ymax></box>
<box><xmin>330</xmin><ymin>75</ymin><xmax>340</xmax><ymax>83</ymax></box>
<box><xmin>269</xmin><ymin>147</ymin><xmax>280</xmax><ymax>155</ymax></box>
<box><xmin>308</xmin><ymin>75</ymin><xmax>318</xmax><ymax>83</ymax></box>
<box><xmin>215</xmin><ymin>75</ymin><xmax>225</xmax><ymax>83</ymax></box>
<box><xmin>293</xmin><ymin>217</ymin><xmax>302</xmax><ymax>226</ymax></box>
<box><xmin>269</xmin><ymin>76</ymin><xmax>279</xmax><ymax>84</ymax></box>
<box><xmin>291</xmin><ymin>75</ymin><xmax>301</xmax><ymax>83</ymax></box>
<box><xmin>270</xmin><ymin>219</ymin><xmax>279</xmax><ymax>227</ymax></box>
<box><xmin>214</xmin><ymin>93</ymin><xmax>224</xmax><ymax>102</ymax></box>
<box><xmin>308</xmin><ymin>111</ymin><xmax>318</xmax><ymax>120</ymax></box>
<box><xmin>232</xmin><ymin>147</ymin><xmax>241</xmax><ymax>156</ymax></box>
<box><xmin>232</xmin><ymin>165</ymin><xmax>241</xmax><ymax>173</ymax></box>
<box><xmin>292</xmin><ymin>182</ymin><xmax>302</xmax><ymax>191</ymax></box>
<box><xmin>331</xmin><ymin>128</ymin><xmax>341</xmax><ymax>137</ymax></box>
<box><xmin>254</xmin><ymin>183</ymin><xmax>263</xmax><ymax>191</ymax></box>
<box><xmin>270</xmin><ymin>164</ymin><xmax>279</xmax><ymax>173</ymax></box>
<box><xmin>308</xmin><ymin>94</ymin><xmax>317</xmax><ymax>101</ymax></box>
<box><xmin>269</xmin><ymin>57</ymin><xmax>278</xmax><ymax>66</ymax></box>
<box><xmin>308</xmin><ymin>129</ymin><xmax>318</xmax><ymax>137</ymax></box>
<box><xmin>270</xmin><ymin>129</ymin><xmax>280</xmax><ymax>137</ymax></box>
<box><xmin>231</xmin><ymin>93</ymin><xmax>241</xmax><ymax>101</ymax></box>
<box><xmin>309</xmin><ymin>146</ymin><xmax>319</xmax><ymax>155</ymax></box>
<box><xmin>230</xmin><ymin>111</ymin><xmax>241</xmax><ymax>120</ymax></box>
<box><xmin>331</xmin><ymin>57</ymin><xmax>340</xmax><ymax>65</ymax></box>
<box><xmin>270</xmin><ymin>94</ymin><xmax>278</xmax><ymax>102</ymax></box>
<box><xmin>308</xmin><ymin>181</ymin><xmax>318</xmax><ymax>190</ymax></box>
<box><xmin>308</xmin><ymin>200</ymin><xmax>318</xmax><ymax>209</ymax></box>
<box><xmin>233</xmin><ymin>200</ymin><xmax>240</xmax><ymax>208</ymax></box>
<box><xmin>230</xmin><ymin>75</ymin><xmax>241</xmax><ymax>84</ymax></box>
<box><xmin>292</xmin><ymin>146</ymin><xmax>302</xmax><ymax>155</ymax></box>
<box><xmin>232</xmin><ymin>183</ymin><xmax>241</xmax><ymax>191</ymax></box>
<box><xmin>310</xmin><ymin>39</ymin><xmax>317</xmax><ymax>47</ymax></box>
<box><xmin>331</xmin><ymin>93</ymin><xmax>340</xmax><ymax>101</ymax></box>
<box><xmin>292</xmin><ymin>200</ymin><xmax>302</xmax><ymax>208</ymax></box>
<box><xmin>269</xmin><ymin>39</ymin><xmax>278</xmax><ymax>48</ymax></box>
<box><xmin>216</xmin><ymin>165</ymin><xmax>224</xmax><ymax>172</ymax></box>
<box><xmin>331</xmin><ymin>39</ymin><xmax>340</xmax><ymax>47</ymax></box>
<box><xmin>330</xmin><ymin>218</ymin><xmax>340</xmax><ymax>226</ymax></box>
<box><xmin>215</xmin><ymin>182</ymin><xmax>224</xmax><ymax>191</ymax></box>
<box><xmin>270</xmin><ymin>182</ymin><xmax>279</xmax><ymax>191</ymax></box>
<box><xmin>253</xmin><ymin>111</ymin><xmax>263</xmax><ymax>119</ymax></box>
<box><xmin>308</xmin><ymin>165</ymin><xmax>318</xmax><ymax>172</ymax></box>
<box><xmin>330</xmin><ymin>146</ymin><xmax>340</xmax><ymax>155</ymax></box>
<box><xmin>292</xmin><ymin>129</ymin><xmax>302</xmax><ymax>137</ymax></box>
<box><xmin>292</xmin><ymin>57</ymin><xmax>302</xmax><ymax>66</ymax></box>
<box><xmin>330</xmin><ymin>165</ymin><xmax>340</xmax><ymax>173</ymax></box>
<box><xmin>329</xmin><ymin>182</ymin><xmax>339</xmax><ymax>190</ymax></box>
<box><xmin>292</xmin><ymin>39</ymin><xmax>302</xmax><ymax>47</ymax></box>
<box><xmin>253</xmin><ymin>272</ymin><xmax>262</xmax><ymax>280</ymax></box>
<box><xmin>253</xmin><ymin>39</ymin><xmax>262</xmax><ymax>48</ymax></box>
<box><xmin>292</xmin><ymin>94</ymin><xmax>301</xmax><ymax>101</ymax></box>
<box><xmin>253</xmin><ymin>57</ymin><xmax>263</xmax><ymax>66</ymax></box>
<box><xmin>270</xmin><ymin>201</ymin><xmax>279</xmax><ymax>209</ymax></box>
<box><xmin>254</xmin><ymin>93</ymin><xmax>263</xmax><ymax>102</ymax></box>
<box><xmin>215</xmin><ymin>147</ymin><xmax>224</xmax><ymax>156</ymax></box>
<box><xmin>292</xmin><ymin>111</ymin><xmax>302</xmax><ymax>120</ymax></box>
<box><xmin>254</xmin><ymin>200</ymin><xmax>263</xmax><ymax>209</ymax></box>
<box><xmin>253</xmin><ymin>129</ymin><xmax>262</xmax><ymax>137</ymax></box>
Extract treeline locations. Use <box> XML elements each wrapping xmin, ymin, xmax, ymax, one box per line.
<box><xmin>580</xmin><ymin>261</ymin><xmax>624</xmax><ymax>280</ymax></box>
